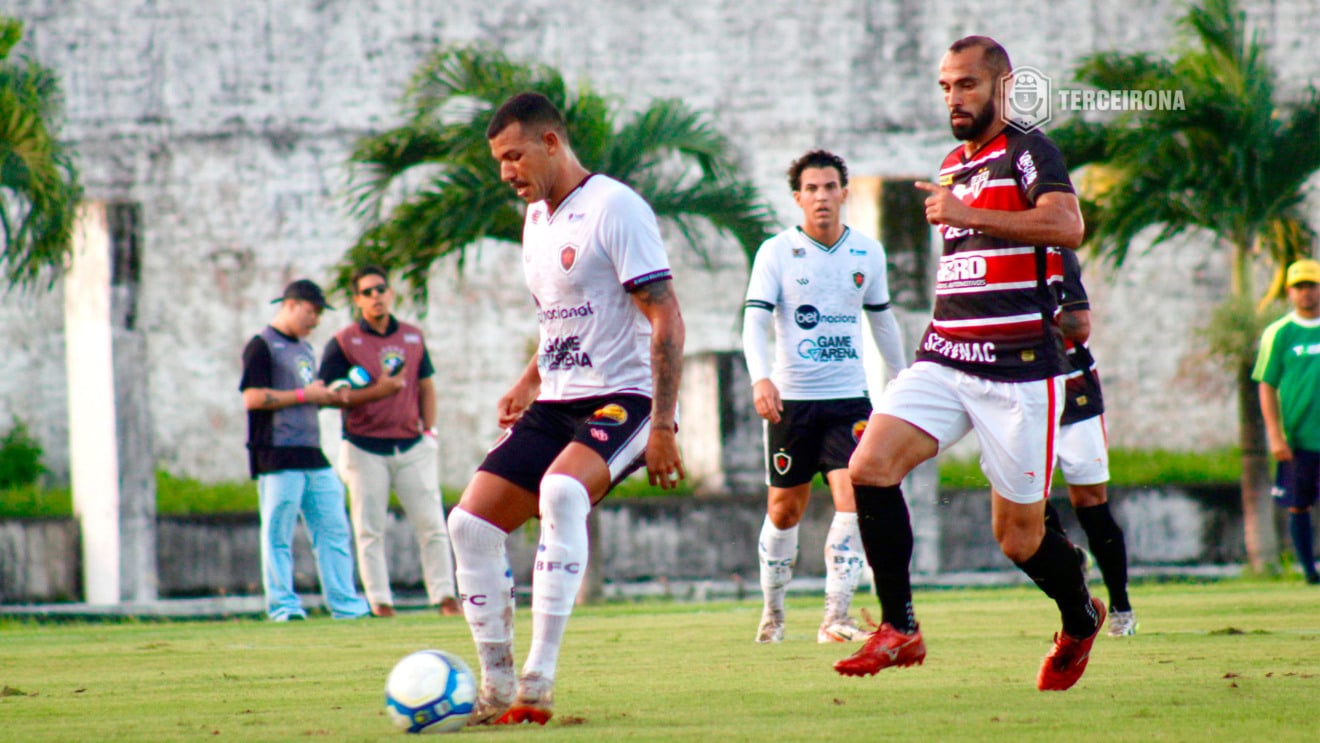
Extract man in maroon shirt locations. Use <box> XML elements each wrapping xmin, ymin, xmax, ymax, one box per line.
<box><xmin>320</xmin><ymin>265</ymin><xmax>458</xmax><ymax>618</ymax></box>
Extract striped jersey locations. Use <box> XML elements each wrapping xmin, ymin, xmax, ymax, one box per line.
<box><xmin>743</xmin><ymin>226</ymin><xmax>893</xmax><ymax>399</ymax></box>
<box><xmin>916</xmin><ymin>128</ymin><xmax>1075</xmax><ymax>381</ymax></box>
<box><xmin>1056</xmin><ymin>247</ymin><xmax>1104</xmax><ymax>425</ymax></box>
<box><xmin>522</xmin><ymin>174</ymin><xmax>672</xmax><ymax>401</ymax></box>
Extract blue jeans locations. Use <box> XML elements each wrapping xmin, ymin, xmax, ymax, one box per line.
<box><xmin>257</xmin><ymin>468</ymin><xmax>371</xmax><ymax>620</ymax></box>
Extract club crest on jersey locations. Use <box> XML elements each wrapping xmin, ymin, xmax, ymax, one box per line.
<box><xmin>589</xmin><ymin>404</ymin><xmax>628</xmax><ymax>426</ymax></box>
<box><xmin>852</xmin><ymin>419</ymin><xmax>867</xmax><ymax>443</ymax></box>
<box><xmin>852</xmin><ymin>271</ymin><xmax>865</xmax><ymax>288</ymax></box>
<box><xmin>772</xmin><ymin>451</ymin><xmax>792</xmax><ymax>476</ymax></box>
<box><xmin>560</xmin><ymin>244</ymin><xmax>578</xmax><ymax>273</ymax></box>
<box><xmin>380</xmin><ymin>349</ymin><xmax>405</xmax><ymax>375</ymax></box>
<box><xmin>297</xmin><ymin>358</ymin><xmax>315</xmax><ymax>384</ymax></box>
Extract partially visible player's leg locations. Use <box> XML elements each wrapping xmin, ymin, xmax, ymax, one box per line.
<box><xmin>818</xmin><ymin>469</ymin><xmax>867</xmax><ymax>642</ymax></box>
<box><xmin>758</xmin><ymin>483</ymin><xmax>810</xmax><ymax>643</ymax></box>
<box><xmin>836</xmin><ymin>403</ymin><xmax>941</xmax><ymax>675</ymax></box>
<box><xmin>449</xmin><ymin>473</ymin><xmax>538</xmax><ymax>725</ymax></box>
<box><xmin>504</xmin><ymin>396</ymin><xmax>652</xmax><ymax>725</ymax></box>
<box><xmin>1286</xmin><ymin>450</ymin><xmax>1320</xmax><ymax>584</ymax></box>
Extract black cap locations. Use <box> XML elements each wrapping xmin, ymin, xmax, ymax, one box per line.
<box><xmin>272</xmin><ymin>279</ymin><xmax>333</xmax><ymax>310</ymax></box>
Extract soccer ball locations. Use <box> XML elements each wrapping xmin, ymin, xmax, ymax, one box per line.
<box><xmin>384</xmin><ymin>649</ymin><xmax>477</xmax><ymax>734</ymax></box>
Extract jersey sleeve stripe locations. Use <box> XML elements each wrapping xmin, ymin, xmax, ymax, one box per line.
<box><xmin>623</xmin><ymin>269</ymin><xmax>673</xmax><ymax>292</ymax></box>
<box><xmin>863</xmin><ymin>302</ymin><xmax>891</xmax><ymax>312</ymax></box>
<box><xmin>745</xmin><ymin>299</ymin><xmax>775</xmax><ymax>311</ymax></box>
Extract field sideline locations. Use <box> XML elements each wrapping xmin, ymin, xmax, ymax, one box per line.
<box><xmin>1</xmin><ymin>579</ymin><xmax>1317</xmax><ymax>741</ymax></box>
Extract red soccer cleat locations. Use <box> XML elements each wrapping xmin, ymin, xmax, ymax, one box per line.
<box><xmin>833</xmin><ymin>622</ymin><xmax>926</xmax><ymax>676</ymax></box>
<box><xmin>1037</xmin><ymin>596</ymin><xmax>1106</xmax><ymax>691</ymax></box>
<box><xmin>493</xmin><ymin>673</ymin><xmax>554</xmax><ymax>726</ymax></box>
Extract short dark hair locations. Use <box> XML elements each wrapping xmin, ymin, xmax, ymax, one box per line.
<box><xmin>486</xmin><ymin>92</ymin><xmax>568</xmax><ymax>140</ymax></box>
<box><xmin>948</xmin><ymin>35</ymin><xmax>1012</xmax><ymax>80</ymax></box>
<box><xmin>787</xmin><ymin>150</ymin><xmax>849</xmax><ymax>192</ymax></box>
<box><xmin>350</xmin><ymin>265</ymin><xmax>388</xmax><ymax>290</ymax></box>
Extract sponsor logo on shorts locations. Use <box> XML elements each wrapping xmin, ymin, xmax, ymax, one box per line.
<box><xmin>852</xmin><ymin>419</ymin><xmax>867</xmax><ymax>443</ymax></box>
<box><xmin>798</xmin><ymin>336</ymin><xmax>860</xmax><ymax>362</ymax></box>
<box><xmin>773</xmin><ymin>451</ymin><xmax>792</xmax><ymax>476</ymax></box>
<box><xmin>590</xmin><ymin>427</ymin><xmax>609</xmax><ymax>442</ymax></box>
<box><xmin>590</xmin><ymin>404</ymin><xmax>628</xmax><ymax>426</ymax></box>
<box><xmin>560</xmin><ymin>244</ymin><xmax>578</xmax><ymax>272</ymax></box>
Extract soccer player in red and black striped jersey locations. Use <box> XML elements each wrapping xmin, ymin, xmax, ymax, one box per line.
<box><xmin>835</xmin><ymin>36</ymin><xmax>1104</xmax><ymax>691</ymax></box>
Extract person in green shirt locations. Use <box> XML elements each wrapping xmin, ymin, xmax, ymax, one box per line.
<box><xmin>1254</xmin><ymin>258</ymin><xmax>1320</xmax><ymax>585</ymax></box>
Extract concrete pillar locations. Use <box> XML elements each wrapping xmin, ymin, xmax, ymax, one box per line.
<box><xmin>677</xmin><ymin>351</ymin><xmax>763</xmax><ymax>496</ymax></box>
<box><xmin>65</xmin><ymin>202</ymin><xmax>157</xmax><ymax>604</ymax></box>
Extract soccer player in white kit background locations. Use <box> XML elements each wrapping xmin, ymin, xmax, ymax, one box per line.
<box><xmin>446</xmin><ymin>92</ymin><xmax>686</xmax><ymax>725</ymax></box>
<box><xmin>742</xmin><ymin>150</ymin><xmax>907</xmax><ymax>644</ymax></box>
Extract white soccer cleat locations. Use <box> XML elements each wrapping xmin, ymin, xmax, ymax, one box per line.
<box><xmin>1107</xmin><ymin>609</ymin><xmax>1138</xmax><ymax>637</ymax></box>
<box><xmin>818</xmin><ymin>616</ymin><xmax>872</xmax><ymax>643</ymax></box>
<box><xmin>755</xmin><ymin>609</ymin><xmax>785</xmax><ymax>643</ymax></box>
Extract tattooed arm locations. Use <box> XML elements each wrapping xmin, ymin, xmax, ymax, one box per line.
<box><xmin>630</xmin><ymin>278</ymin><xmax>686</xmax><ymax>489</ymax></box>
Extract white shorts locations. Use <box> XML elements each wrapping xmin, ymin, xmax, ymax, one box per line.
<box><xmin>1056</xmin><ymin>415</ymin><xmax>1109</xmax><ymax>486</ymax></box>
<box><xmin>879</xmin><ymin>361</ymin><xmax>1064</xmax><ymax>504</ymax></box>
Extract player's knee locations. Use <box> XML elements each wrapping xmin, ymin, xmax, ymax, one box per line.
<box><xmin>997</xmin><ymin>526</ymin><xmax>1044</xmax><ymax>563</ymax></box>
<box><xmin>448</xmin><ymin>507</ymin><xmax>507</xmax><ymax>556</ymax></box>
<box><xmin>848</xmin><ymin>449</ymin><xmax>902</xmax><ymax>488</ymax></box>
<box><xmin>539</xmin><ymin>473</ymin><xmax>591</xmax><ymax>524</ymax></box>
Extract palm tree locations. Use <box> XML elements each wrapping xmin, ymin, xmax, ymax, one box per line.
<box><xmin>0</xmin><ymin>16</ymin><xmax>82</xmax><ymax>289</ymax></box>
<box><xmin>342</xmin><ymin>45</ymin><xmax>776</xmax><ymax>301</ymax></box>
<box><xmin>1051</xmin><ymin>0</ymin><xmax>1320</xmax><ymax>571</ymax></box>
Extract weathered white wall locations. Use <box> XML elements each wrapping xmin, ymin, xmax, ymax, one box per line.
<box><xmin>2</xmin><ymin>0</ymin><xmax>1317</xmax><ymax>486</ymax></box>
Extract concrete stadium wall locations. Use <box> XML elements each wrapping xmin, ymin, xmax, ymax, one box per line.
<box><xmin>2</xmin><ymin>0</ymin><xmax>1319</xmax><ymax>488</ymax></box>
<box><xmin>0</xmin><ymin>486</ymin><xmax>1257</xmax><ymax>604</ymax></box>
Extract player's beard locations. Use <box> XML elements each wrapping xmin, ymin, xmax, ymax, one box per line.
<box><xmin>951</xmin><ymin>98</ymin><xmax>997</xmax><ymax>141</ymax></box>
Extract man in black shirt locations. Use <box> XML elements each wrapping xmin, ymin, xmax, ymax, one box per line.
<box><xmin>239</xmin><ymin>279</ymin><xmax>370</xmax><ymax>621</ymax></box>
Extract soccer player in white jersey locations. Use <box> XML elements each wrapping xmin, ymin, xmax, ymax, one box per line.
<box><xmin>743</xmin><ymin>150</ymin><xmax>908</xmax><ymax>644</ymax></box>
<box><xmin>447</xmin><ymin>92</ymin><xmax>685</xmax><ymax>726</ymax></box>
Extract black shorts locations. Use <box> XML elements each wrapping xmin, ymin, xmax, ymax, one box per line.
<box><xmin>1273</xmin><ymin>449</ymin><xmax>1320</xmax><ymax>509</ymax></box>
<box><xmin>764</xmin><ymin>397</ymin><xmax>872</xmax><ymax>489</ymax></box>
<box><xmin>477</xmin><ymin>394</ymin><xmax>652</xmax><ymax>494</ymax></box>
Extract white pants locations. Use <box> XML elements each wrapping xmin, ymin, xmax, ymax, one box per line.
<box><xmin>338</xmin><ymin>437</ymin><xmax>456</xmax><ymax>605</ymax></box>
<box><xmin>1056</xmin><ymin>415</ymin><xmax>1109</xmax><ymax>486</ymax></box>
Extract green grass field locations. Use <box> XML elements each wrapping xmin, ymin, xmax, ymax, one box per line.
<box><xmin>2</xmin><ymin>580</ymin><xmax>1317</xmax><ymax>742</ymax></box>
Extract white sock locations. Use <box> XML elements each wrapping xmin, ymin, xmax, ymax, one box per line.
<box><xmin>823</xmin><ymin>511</ymin><xmax>864</xmax><ymax>622</ymax></box>
<box><xmin>524</xmin><ymin>474</ymin><xmax>591</xmax><ymax>681</ymax></box>
<box><xmin>758</xmin><ymin>515</ymin><xmax>798</xmax><ymax>614</ymax></box>
<box><xmin>448</xmin><ymin>507</ymin><xmax>515</xmax><ymax>698</ymax></box>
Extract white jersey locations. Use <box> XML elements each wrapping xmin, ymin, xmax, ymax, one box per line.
<box><xmin>744</xmin><ymin>226</ymin><xmax>893</xmax><ymax>399</ymax></box>
<box><xmin>522</xmin><ymin>174</ymin><xmax>671</xmax><ymax>401</ymax></box>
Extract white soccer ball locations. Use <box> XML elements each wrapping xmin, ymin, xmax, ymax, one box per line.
<box><xmin>347</xmin><ymin>365</ymin><xmax>373</xmax><ymax>388</ymax></box>
<box><xmin>384</xmin><ymin>649</ymin><xmax>477</xmax><ymax>734</ymax></box>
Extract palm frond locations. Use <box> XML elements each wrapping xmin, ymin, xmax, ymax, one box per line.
<box><xmin>341</xmin><ymin>44</ymin><xmax>773</xmax><ymax>302</ymax></box>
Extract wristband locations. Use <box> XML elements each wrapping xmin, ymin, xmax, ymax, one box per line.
<box><xmin>295</xmin><ymin>388</ymin><xmax>306</xmax><ymax>404</ymax></box>
<box><xmin>424</xmin><ymin>427</ymin><xmax>438</xmax><ymax>437</ymax></box>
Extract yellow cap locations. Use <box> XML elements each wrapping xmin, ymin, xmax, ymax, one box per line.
<box><xmin>1286</xmin><ymin>259</ymin><xmax>1320</xmax><ymax>287</ymax></box>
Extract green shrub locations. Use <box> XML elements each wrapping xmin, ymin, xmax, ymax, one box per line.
<box><xmin>0</xmin><ymin>417</ymin><xmax>46</xmax><ymax>489</ymax></box>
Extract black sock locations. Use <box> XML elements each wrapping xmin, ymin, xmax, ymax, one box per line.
<box><xmin>1290</xmin><ymin>510</ymin><xmax>1317</xmax><ymax>578</ymax></box>
<box><xmin>1043</xmin><ymin>500</ymin><xmax>1066</xmax><ymax>538</ymax></box>
<box><xmin>1015</xmin><ymin>529</ymin><xmax>1098</xmax><ymax>638</ymax></box>
<box><xmin>855</xmin><ymin>484</ymin><xmax>916</xmax><ymax>634</ymax></box>
<box><xmin>1076</xmin><ymin>503</ymin><xmax>1131</xmax><ymax>612</ymax></box>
